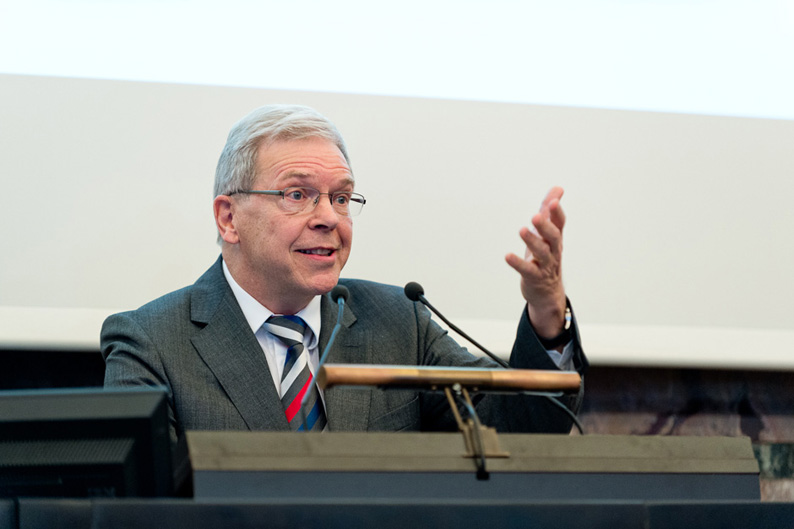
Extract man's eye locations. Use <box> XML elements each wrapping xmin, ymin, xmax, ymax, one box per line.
<box><xmin>333</xmin><ymin>194</ymin><xmax>350</xmax><ymax>205</ymax></box>
<box><xmin>285</xmin><ymin>189</ymin><xmax>306</xmax><ymax>201</ymax></box>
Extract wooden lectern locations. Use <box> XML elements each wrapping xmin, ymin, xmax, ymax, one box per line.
<box><xmin>187</xmin><ymin>364</ymin><xmax>759</xmax><ymax>502</ymax></box>
<box><xmin>318</xmin><ymin>363</ymin><xmax>582</xmax><ymax>476</ymax></box>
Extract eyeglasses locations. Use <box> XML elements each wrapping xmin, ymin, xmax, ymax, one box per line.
<box><xmin>230</xmin><ymin>187</ymin><xmax>366</xmax><ymax>217</ymax></box>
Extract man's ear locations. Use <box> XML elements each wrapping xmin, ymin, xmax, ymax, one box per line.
<box><xmin>213</xmin><ymin>195</ymin><xmax>239</xmax><ymax>244</ymax></box>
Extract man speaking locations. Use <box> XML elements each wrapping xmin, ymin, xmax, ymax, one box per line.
<box><xmin>101</xmin><ymin>104</ymin><xmax>588</xmax><ymax>443</ymax></box>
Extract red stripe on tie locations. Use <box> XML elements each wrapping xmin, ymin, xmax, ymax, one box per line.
<box><xmin>285</xmin><ymin>376</ymin><xmax>312</xmax><ymax>422</ymax></box>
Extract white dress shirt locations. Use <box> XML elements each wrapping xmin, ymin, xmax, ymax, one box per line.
<box><xmin>222</xmin><ymin>261</ymin><xmax>322</xmax><ymax>394</ymax></box>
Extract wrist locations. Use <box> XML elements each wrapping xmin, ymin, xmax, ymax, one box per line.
<box><xmin>526</xmin><ymin>293</ymin><xmax>566</xmax><ymax>337</ymax></box>
<box><xmin>528</xmin><ymin>298</ymin><xmax>572</xmax><ymax>349</ymax></box>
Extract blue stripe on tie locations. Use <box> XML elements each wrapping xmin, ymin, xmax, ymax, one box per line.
<box><xmin>283</xmin><ymin>344</ymin><xmax>301</xmax><ymax>373</ymax></box>
<box><xmin>296</xmin><ymin>400</ymin><xmax>322</xmax><ymax>431</ymax></box>
<box><xmin>306</xmin><ymin>401</ymin><xmax>321</xmax><ymax>430</ymax></box>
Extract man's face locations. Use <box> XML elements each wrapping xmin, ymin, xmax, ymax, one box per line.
<box><xmin>226</xmin><ymin>137</ymin><xmax>354</xmax><ymax>313</ymax></box>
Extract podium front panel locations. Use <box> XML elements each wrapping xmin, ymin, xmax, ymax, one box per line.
<box><xmin>187</xmin><ymin>432</ymin><xmax>760</xmax><ymax>502</ymax></box>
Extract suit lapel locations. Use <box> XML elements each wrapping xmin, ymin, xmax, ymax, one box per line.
<box><xmin>189</xmin><ymin>258</ymin><xmax>288</xmax><ymax>431</ymax></box>
<box><xmin>319</xmin><ymin>291</ymin><xmax>374</xmax><ymax>431</ymax></box>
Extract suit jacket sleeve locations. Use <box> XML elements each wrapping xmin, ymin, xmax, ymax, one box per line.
<box><xmin>413</xmin><ymin>299</ymin><xmax>587</xmax><ymax>434</ymax></box>
<box><xmin>102</xmin><ymin>309</ymin><xmax>183</xmax><ymax>443</ymax></box>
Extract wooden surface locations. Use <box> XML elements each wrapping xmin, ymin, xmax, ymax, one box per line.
<box><xmin>187</xmin><ymin>431</ymin><xmax>759</xmax><ymax>475</ymax></box>
<box><xmin>317</xmin><ymin>364</ymin><xmax>582</xmax><ymax>392</ymax></box>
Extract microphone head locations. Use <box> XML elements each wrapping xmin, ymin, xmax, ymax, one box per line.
<box><xmin>330</xmin><ymin>285</ymin><xmax>350</xmax><ymax>303</ymax></box>
<box><xmin>404</xmin><ymin>281</ymin><xmax>425</xmax><ymax>302</ymax></box>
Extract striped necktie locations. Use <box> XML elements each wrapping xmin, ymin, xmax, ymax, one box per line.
<box><xmin>263</xmin><ymin>315</ymin><xmax>327</xmax><ymax>431</ymax></box>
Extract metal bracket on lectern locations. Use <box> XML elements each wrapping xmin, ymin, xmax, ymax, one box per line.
<box><xmin>444</xmin><ymin>383</ymin><xmax>509</xmax><ymax>480</ymax></box>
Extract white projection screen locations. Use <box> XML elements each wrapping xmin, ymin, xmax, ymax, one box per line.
<box><xmin>1</xmin><ymin>1</ymin><xmax>793</xmax><ymax>370</ymax></box>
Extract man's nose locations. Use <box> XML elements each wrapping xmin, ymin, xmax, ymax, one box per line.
<box><xmin>309</xmin><ymin>194</ymin><xmax>340</xmax><ymax>227</ymax></box>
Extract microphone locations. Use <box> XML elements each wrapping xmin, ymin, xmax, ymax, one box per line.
<box><xmin>331</xmin><ymin>284</ymin><xmax>350</xmax><ymax>302</ymax></box>
<box><xmin>299</xmin><ymin>284</ymin><xmax>349</xmax><ymax>430</ymax></box>
<box><xmin>405</xmin><ymin>281</ymin><xmax>585</xmax><ymax>434</ymax></box>
<box><xmin>403</xmin><ymin>282</ymin><xmax>510</xmax><ymax>368</ymax></box>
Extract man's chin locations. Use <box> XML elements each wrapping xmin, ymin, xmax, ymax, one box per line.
<box><xmin>308</xmin><ymin>275</ymin><xmax>343</xmax><ymax>297</ymax></box>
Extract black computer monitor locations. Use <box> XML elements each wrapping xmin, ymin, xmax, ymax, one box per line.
<box><xmin>0</xmin><ymin>386</ymin><xmax>183</xmax><ymax>498</ymax></box>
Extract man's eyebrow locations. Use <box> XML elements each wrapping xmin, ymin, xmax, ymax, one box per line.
<box><xmin>336</xmin><ymin>176</ymin><xmax>356</xmax><ymax>189</ymax></box>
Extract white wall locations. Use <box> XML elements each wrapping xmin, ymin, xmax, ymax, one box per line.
<box><xmin>1</xmin><ymin>74</ymin><xmax>793</xmax><ymax>369</ymax></box>
<box><xmin>2</xmin><ymin>1</ymin><xmax>793</xmax><ymax>121</ymax></box>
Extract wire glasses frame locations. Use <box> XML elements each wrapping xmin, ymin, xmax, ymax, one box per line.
<box><xmin>230</xmin><ymin>187</ymin><xmax>366</xmax><ymax>217</ymax></box>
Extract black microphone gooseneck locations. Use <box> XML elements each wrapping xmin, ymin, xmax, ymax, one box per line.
<box><xmin>299</xmin><ymin>284</ymin><xmax>350</xmax><ymax>430</ymax></box>
<box><xmin>404</xmin><ymin>281</ymin><xmax>510</xmax><ymax>368</ymax></box>
<box><xmin>403</xmin><ymin>281</ymin><xmax>584</xmax><ymax>435</ymax></box>
<box><xmin>317</xmin><ymin>285</ymin><xmax>350</xmax><ymax>368</ymax></box>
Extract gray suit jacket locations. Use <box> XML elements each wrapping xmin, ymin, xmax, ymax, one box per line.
<box><xmin>101</xmin><ymin>257</ymin><xmax>587</xmax><ymax>441</ymax></box>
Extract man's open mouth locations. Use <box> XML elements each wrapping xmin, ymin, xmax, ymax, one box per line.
<box><xmin>297</xmin><ymin>248</ymin><xmax>335</xmax><ymax>256</ymax></box>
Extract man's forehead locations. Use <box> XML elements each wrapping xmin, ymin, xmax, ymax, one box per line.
<box><xmin>258</xmin><ymin>136</ymin><xmax>347</xmax><ymax>160</ymax></box>
<box><xmin>256</xmin><ymin>137</ymin><xmax>350</xmax><ymax>170</ymax></box>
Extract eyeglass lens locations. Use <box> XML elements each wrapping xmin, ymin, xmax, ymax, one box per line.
<box><xmin>281</xmin><ymin>187</ymin><xmax>364</xmax><ymax>216</ymax></box>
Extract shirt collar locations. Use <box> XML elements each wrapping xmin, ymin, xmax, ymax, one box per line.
<box><xmin>222</xmin><ymin>259</ymin><xmax>321</xmax><ymax>349</ymax></box>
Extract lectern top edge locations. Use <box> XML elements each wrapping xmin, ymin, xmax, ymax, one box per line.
<box><xmin>317</xmin><ymin>363</ymin><xmax>582</xmax><ymax>392</ymax></box>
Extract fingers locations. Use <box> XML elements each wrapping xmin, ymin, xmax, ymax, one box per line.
<box><xmin>530</xmin><ymin>213</ymin><xmax>562</xmax><ymax>261</ymax></box>
<box><xmin>509</xmin><ymin>186</ymin><xmax>566</xmax><ymax>280</ymax></box>
<box><xmin>508</xmin><ymin>186</ymin><xmax>568</xmax><ymax>318</ymax></box>
<box><xmin>540</xmin><ymin>186</ymin><xmax>564</xmax><ymax>212</ymax></box>
<box><xmin>505</xmin><ymin>250</ymin><xmax>540</xmax><ymax>278</ymax></box>
<box><xmin>521</xmin><ymin>224</ymin><xmax>548</xmax><ymax>261</ymax></box>
<box><xmin>538</xmin><ymin>187</ymin><xmax>566</xmax><ymax>232</ymax></box>
<box><xmin>549</xmin><ymin>198</ymin><xmax>566</xmax><ymax>232</ymax></box>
